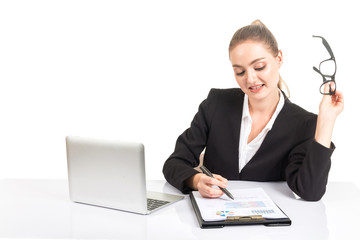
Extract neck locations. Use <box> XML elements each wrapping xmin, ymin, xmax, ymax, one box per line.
<box><xmin>248</xmin><ymin>90</ymin><xmax>280</xmax><ymax>116</ymax></box>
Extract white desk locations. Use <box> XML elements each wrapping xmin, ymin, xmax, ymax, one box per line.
<box><xmin>0</xmin><ymin>179</ymin><xmax>359</xmax><ymax>240</ymax></box>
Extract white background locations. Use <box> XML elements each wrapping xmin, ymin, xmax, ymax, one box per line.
<box><xmin>1</xmin><ymin>0</ymin><xmax>359</xmax><ymax>188</ymax></box>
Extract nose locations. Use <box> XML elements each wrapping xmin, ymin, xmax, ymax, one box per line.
<box><xmin>246</xmin><ymin>69</ymin><xmax>257</xmax><ymax>84</ymax></box>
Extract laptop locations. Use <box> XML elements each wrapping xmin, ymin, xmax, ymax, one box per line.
<box><xmin>66</xmin><ymin>136</ymin><xmax>184</xmax><ymax>214</ymax></box>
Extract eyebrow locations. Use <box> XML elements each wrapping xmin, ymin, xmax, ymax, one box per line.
<box><xmin>232</xmin><ymin>57</ymin><xmax>265</xmax><ymax>68</ymax></box>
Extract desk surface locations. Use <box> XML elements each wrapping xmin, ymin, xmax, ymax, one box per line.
<box><xmin>0</xmin><ymin>179</ymin><xmax>359</xmax><ymax>240</ymax></box>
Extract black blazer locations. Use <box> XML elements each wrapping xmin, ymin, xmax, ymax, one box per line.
<box><xmin>163</xmin><ymin>88</ymin><xmax>335</xmax><ymax>201</ymax></box>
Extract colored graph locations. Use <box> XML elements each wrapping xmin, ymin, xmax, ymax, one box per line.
<box><xmin>216</xmin><ymin>210</ymin><xmax>235</xmax><ymax>217</ymax></box>
<box><xmin>252</xmin><ymin>209</ymin><xmax>275</xmax><ymax>215</ymax></box>
<box><xmin>224</xmin><ymin>201</ymin><xmax>266</xmax><ymax>208</ymax></box>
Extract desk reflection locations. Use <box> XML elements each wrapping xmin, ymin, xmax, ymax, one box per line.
<box><xmin>0</xmin><ymin>179</ymin><xmax>73</xmax><ymax>238</ymax></box>
<box><xmin>3</xmin><ymin>179</ymin><xmax>357</xmax><ymax>240</ymax></box>
<box><xmin>69</xmin><ymin>202</ymin><xmax>148</xmax><ymax>239</ymax></box>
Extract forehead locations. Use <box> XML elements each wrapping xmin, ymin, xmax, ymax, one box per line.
<box><xmin>230</xmin><ymin>40</ymin><xmax>273</xmax><ymax>66</ymax></box>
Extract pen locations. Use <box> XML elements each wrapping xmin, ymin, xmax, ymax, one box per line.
<box><xmin>200</xmin><ymin>165</ymin><xmax>234</xmax><ymax>200</ymax></box>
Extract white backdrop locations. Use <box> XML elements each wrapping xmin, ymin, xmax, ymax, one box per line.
<box><xmin>1</xmin><ymin>0</ymin><xmax>359</xmax><ymax>188</ymax></box>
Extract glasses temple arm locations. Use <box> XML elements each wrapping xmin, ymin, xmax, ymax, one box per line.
<box><xmin>313</xmin><ymin>66</ymin><xmax>321</xmax><ymax>74</ymax></box>
<box><xmin>322</xmin><ymin>39</ymin><xmax>335</xmax><ymax>58</ymax></box>
<box><xmin>312</xmin><ymin>35</ymin><xmax>335</xmax><ymax>59</ymax></box>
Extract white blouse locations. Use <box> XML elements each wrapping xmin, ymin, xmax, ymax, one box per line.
<box><xmin>238</xmin><ymin>91</ymin><xmax>285</xmax><ymax>173</ymax></box>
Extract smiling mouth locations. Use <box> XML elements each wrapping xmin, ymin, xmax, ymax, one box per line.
<box><xmin>249</xmin><ymin>84</ymin><xmax>264</xmax><ymax>90</ymax></box>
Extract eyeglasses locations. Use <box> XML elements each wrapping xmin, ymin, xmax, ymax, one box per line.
<box><xmin>312</xmin><ymin>35</ymin><xmax>337</xmax><ymax>95</ymax></box>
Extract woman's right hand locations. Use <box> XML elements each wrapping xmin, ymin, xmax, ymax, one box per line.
<box><xmin>188</xmin><ymin>173</ymin><xmax>228</xmax><ymax>198</ymax></box>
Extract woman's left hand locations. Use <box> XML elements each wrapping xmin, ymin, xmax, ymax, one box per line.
<box><xmin>315</xmin><ymin>82</ymin><xmax>344</xmax><ymax>148</ymax></box>
<box><xmin>318</xmin><ymin>82</ymin><xmax>344</xmax><ymax>121</ymax></box>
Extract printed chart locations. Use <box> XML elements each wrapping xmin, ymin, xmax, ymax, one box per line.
<box><xmin>192</xmin><ymin>188</ymin><xmax>287</xmax><ymax>221</ymax></box>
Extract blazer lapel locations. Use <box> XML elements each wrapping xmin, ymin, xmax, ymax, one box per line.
<box><xmin>239</xmin><ymin>97</ymin><xmax>292</xmax><ymax>179</ymax></box>
<box><xmin>226</xmin><ymin>90</ymin><xmax>244</xmax><ymax>178</ymax></box>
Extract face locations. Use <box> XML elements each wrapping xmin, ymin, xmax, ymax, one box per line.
<box><xmin>229</xmin><ymin>40</ymin><xmax>283</xmax><ymax>102</ymax></box>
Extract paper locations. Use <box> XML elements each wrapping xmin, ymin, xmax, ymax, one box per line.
<box><xmin>192</xmin><ymin>188</ymin><xmax>287</xmax><ymax>221</ymax></box>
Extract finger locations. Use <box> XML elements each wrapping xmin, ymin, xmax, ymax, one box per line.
<box><xmin>323</xmin><ymin>82</ymin><xmax>330</xmax><ymax>94</ymax></box>
<box><xmin>199</xmin><ymin>186</ymin><xmax>224</xmax><ymax>198</ymax></box>
<box><xmin>204</xmin><ymin>176</ymin><xmax>227</xmax><ymax>188</ymax></box>
<box><xmin>213</xmin><ymin>174</ymin><xmax>228</xmax><ymax>185</ymax></box>
<box><xmin>322</xmin><ymin>81</ymin><xmax>334</xmax><ymax>95</ymax></box>
<box><xmin>320</xmin><ymin>83</ymin><xmax>334</xmax><ymax>107</ymax></box>
<box><xmin>333</xmin><ymin>90</ymin><xmax>344</xmax><ymax>103</ymax></box>
<box><xmin>197</xmin><ymin>175</ymin><xmax>226</xmax><ymax>198</ymax></box>
<box><xmin>329</xmin><ymin>81</ymin><xmax>336</xmax><ymax>93</ymax></box>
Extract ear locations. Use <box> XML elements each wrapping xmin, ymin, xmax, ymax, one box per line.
<box><xmin>277</xmin><ymin>50</ymin><xmax>283</xmax><ymax>68</ymax></box>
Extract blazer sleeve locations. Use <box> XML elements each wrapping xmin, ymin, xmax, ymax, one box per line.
<box><xmin>285</xmin><ymin>115</ymin><xmax>335</xmax><ymax>201</ymax></box>
<box><xmin>162</xmin><ymin>89</ymin><xmax>218</xmax><ymax>193</ymax></box>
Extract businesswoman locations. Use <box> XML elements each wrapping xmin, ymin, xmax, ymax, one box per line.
<box><xmin>163</xmin><ymin>20</ymin><xmax>344</xmax><ymax>201</ymax></box>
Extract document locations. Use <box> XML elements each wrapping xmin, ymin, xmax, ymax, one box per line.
<box><xmin>192</xmin><ymin>187</ymin><xmax>288</xmax><ymax>221</ymax></box>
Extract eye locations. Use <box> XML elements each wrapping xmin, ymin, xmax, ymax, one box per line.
<box><xmin>236</xmin><ymin>71</ymin><xmax>245</xmax><ymax>76</ymax></box>
<box><xmin>255</xmin><ymin>66</ymin><xmax>266</xmax><ymax>71</ymax></box>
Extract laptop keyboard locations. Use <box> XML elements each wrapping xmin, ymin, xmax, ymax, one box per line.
<box><xmin>147</xmin><ymin>198</ymin><xmax>170</xmax><ymax>211</ymax></box>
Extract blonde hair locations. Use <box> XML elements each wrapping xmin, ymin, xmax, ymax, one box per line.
<box><xmin>229</xmin><ymin>20</ymin><xmax>290</xmax><ymax>98</ymax></box>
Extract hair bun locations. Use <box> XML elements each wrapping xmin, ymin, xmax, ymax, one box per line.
<box><xmin>251</xmin><ymin>19</ymin><xmax>264</xmax><ymax>26</ymax></box>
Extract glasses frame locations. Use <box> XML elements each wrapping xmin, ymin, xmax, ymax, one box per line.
<box><xmin>312</xmin><ymin>35</ymin><xmax>337</xmax><ymax>95</ymax></box>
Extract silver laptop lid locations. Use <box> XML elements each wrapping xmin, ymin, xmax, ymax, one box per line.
<box><xmin>66</xmin><ymin>136</ymin><xmax>148</xmax><ymax>214</ymax></box>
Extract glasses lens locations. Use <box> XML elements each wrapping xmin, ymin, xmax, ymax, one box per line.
<box><xmin>319</xmin><ymin>59</ymin><xmax>336</xmax><ymax>76</ymax></box>
<box><xmin>320</xmin><ymin>81</ymin><xmax>336</xmax><ymax>95</ymax></box>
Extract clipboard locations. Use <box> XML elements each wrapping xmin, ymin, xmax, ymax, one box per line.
<box><xmin>189</xmin><ymin>190</ymin><xmax>292</xmax><ymax>228</ymax></box>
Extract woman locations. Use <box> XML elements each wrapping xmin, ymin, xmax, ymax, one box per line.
<box><xmin>162</xmin><ymin>20</ymin><xmax>344</xmax><ymax>201</ymax></box>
